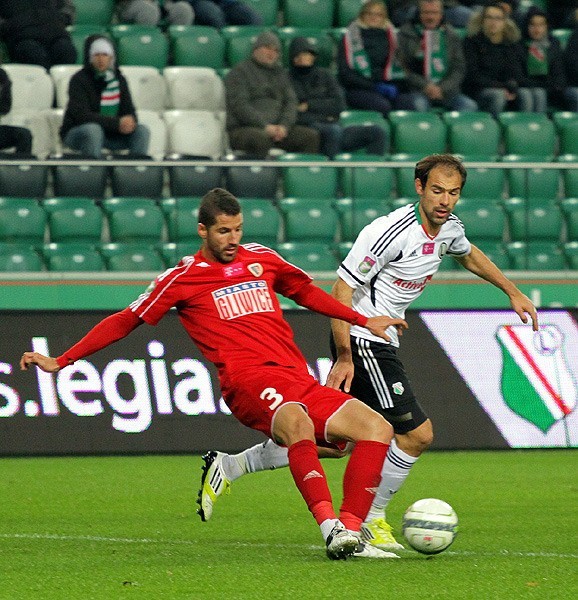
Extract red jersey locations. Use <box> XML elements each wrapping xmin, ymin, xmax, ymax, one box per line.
<box><xmin>129</xmin><ymin>243</ymin><xmax>313</xmax><ymax>377</ymax></box>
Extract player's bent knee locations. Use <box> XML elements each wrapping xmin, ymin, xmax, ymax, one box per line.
<box><xmin>272</xmin><ymin>403</ymin><xmax>315</xmax><ymax>445</ymax></box>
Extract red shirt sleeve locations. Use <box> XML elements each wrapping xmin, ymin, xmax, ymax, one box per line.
<box><xmin>56</xmin><ymin>307</ymin><xmax>143</xmax><ymax>368</ymax></box>
<box><xmin>290</xmin><ymin>282</ymin><xmax>368</xmax><ymax>326</ymax></box>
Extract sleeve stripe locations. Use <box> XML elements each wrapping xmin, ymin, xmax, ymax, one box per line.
<box><xmin>338</xmin><ymin>262</ymin><xmax>364</xmax><ymax>285</ymax></box>
<box><xmin>370</xmin><ymin>211</ymin><xmax>415</xmax><ymax>256</ymax></box>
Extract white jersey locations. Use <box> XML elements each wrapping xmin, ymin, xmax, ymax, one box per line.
<box><xmin>337</xmin><ymin>202</ymin><xmax>471</xmax><ymax>347</ymax></box>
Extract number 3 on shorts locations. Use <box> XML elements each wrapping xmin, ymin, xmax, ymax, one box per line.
<box><xmin>260</xmin><ymin>387</ymin><xmax>284</xmax><ymax>411</ymax></box>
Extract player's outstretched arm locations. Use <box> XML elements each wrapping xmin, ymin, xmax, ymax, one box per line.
<box><xmin>20</xmin><ymin>353</ymin><xmax>59</xmax><ymax>372</ymax></box>
<box><xmin>456</xmin><ymin>245</ymin><xmax>539</xmax><ymax>331</ymax></box>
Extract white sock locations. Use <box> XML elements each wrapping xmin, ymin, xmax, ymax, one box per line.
<box><xmin>320</xmin><ymin>518</ymin><xmax>341</xmax><ymax>542</ymax></box>
<box><xmin>366</xmin><ymin>438</ymin><xmax>418</xmax><ymax>522</ymax></box>
<box><xmin>222</xmin><ymin>439</ymin><xmax>289</xmax><ymax>481</ymax></box>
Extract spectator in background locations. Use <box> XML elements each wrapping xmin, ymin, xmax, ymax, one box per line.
<box><xmin>521</xmin><ymin>7</ymin><xmax>566</xmax><ymax>113</ymax></box>
<box><xmin>564</xmin><ymin>26</ymin><xmax>578</xmax><ymax>111</ymax></box>
<box><xmin>224</xmin><ymin>31</ymin><xmax>319</xmax><ymax>159</ymax></box>
<box><xmin>61</xmin><ymin>35</ymin><xmax>150</xmax><ymax>159</ymax></box>
<box><xmin>389</xmin><ymin>1</ymin><xmax>476</xmax><ymax>29</ymax></box>
<box><xmin>116</xmin><ymin>1</ymin><xmax>195</xmax><ymax>26</ymax></box>
<box><xmin>547</xmin><ymin>0</ymin><xmax>578</xmax><ymax>29</ymax></box>
<box><xmin>0</xmin><ymin>0</ymin><xmax>77</xmax><ymax>70</ymax></box>
<box><xmin>186</xmin><ymin>0</ymin><xmax>262</xmax><ymax>28</ymax></box>
<box><xmin>0</xmin><ymin>65</ymin><xmax>33</xmax><ymax>155</ymax></box>
<box><xmin>463</xmin><ymin>2</ymin><xmax>532</xmax><ymax>116</ymax></box>
<box><xmin>289</xmin><ymin>37</ymin><xmax>387</xmax><ymax>159</ymax></box>
<box><xmin>397</xmin><ymin>0</ymin><xmax>478</xmax><ymax>111</ymax></box>
<box><xmin>337</xmin><ymin>1</ymin><xmax>411</xmax><ymax>118</ymax></box>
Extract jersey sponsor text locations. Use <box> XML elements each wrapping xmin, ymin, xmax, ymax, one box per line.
<box><xmin>212</xmin><ymin>280</ymin><xmax>275</xmax><ymax>320</ymax></box>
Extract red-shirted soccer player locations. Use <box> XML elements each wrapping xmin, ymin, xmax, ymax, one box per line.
<box><xmin>20</xmin><ymin>188</ymin><xmax>408</xmax><ymax>560</ymax></box>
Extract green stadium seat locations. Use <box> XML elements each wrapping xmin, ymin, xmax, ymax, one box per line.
<box><xmin>243</xmin><ymin>0</ymin><xmax>279</xmax><ymax>26</ymax></box>
<box><xmin>222</xmin><ymin>26</ymin><xmax>269</xmax><ymax>66</ymax></box>
<box><xmin>562</xmin><ymin>241</ymin><xmax>578</xmax><ymax>268</ymax></box>
<box><xmin>473</xmin><ymin>240</ymin><xmax>510</xmax><ymax>270</ymax></box>
<box><xmin>277</xmin><ymin>27</ymin><xmax>335</xmax><ymax>68</ymax></box>
<box><xmin>389</xmin><ymin>112</ymin><xmax>446</xmax><ymax>156</ymax></box>
<box><xmin>0</xmin><ymin>243</ymin><xmax>43</xmax><ymax>272</ymax></box>
<box><xmin>41</xmin><ymin>243</ymin><xmax>106</xmax><ymax>272</ymax></box>
<box><xmin>43</xmin><ymin>197</ymin><xmax>103</xmax><ymax>243</ymax></box>
<box><xmin>225</xmin><ymin>164</ymin><xmax>279</xmax><ymax>198</ymax></box>
<box><xmin>160</xmin><ymin>197</ymin><xmax>201</xmax><ymax>243</ymax></box>
<box><xmin>505</xmin><ymin>165</ymin><xmax>561</xmax><ymax>202</ymax></box>
<box><xmin>169</xmin><ymin>26</ymin><xmax>226</xmax><ymax>68</ymax></box>
<box><xmin>333</xmin><ymin>240</ymin><xmax>353</xmax><ymax>261</ymax></box>
<box><xmin>390</xmin><ymin>154</ymin><xmax>419</xmax><ymax>197</ymax></box>
<box><xmin>445</xmin><ymin>112</ymin><xmax>501</xmax><ymax>161</ymax></box>
<box><xmin>239</xmin><ymin>198</ymin><xmax>281</xmax><ymax>246</ymax></box>
<box><xmin>102</xmin><ymin>198</ymin><xmax>165</xmax><ymax>243</ymax></box>
<box><xmin>333</xmin><ymin>197</ymin><xmax>391</xmax><ymax>241</ymax></box>
<box><xmin>334</xmin><ymin>154</ymin><xmax>393</xmax><ymax>199</ymax></box>
<box><xmin>52</xmin><ymin>164</ymin><xmax>107</xmax><ymax>198</ymax></box>
<box><xmin>110</xmin><ymin>26</ymin><xmax>169</xmax><ymax>69</ymax></box>
<box><xmin>99</xmin><ymin>243</ymin><xmax>165</xmax><ymax>272</ymax></box>
<box><xmin>505</xmin><ymin>241</ymin><xmax>566</xmax><ymax>270</ymax></box>
<box><xmin>73</xmin><ymin>0</ymin><xmax>114</xmax><ymax>26</ymax></box>
<box><xmin>169</xmin><ymin>164</ymin><xmax>224</xmax><ymax>197</ymax></box>
<box><xmin>0</xmin><ymin>164</ymin><xmax>48</xmax><ymax>198</ymax></box>
<box><xmin>556</xmin><ymin>119</ymin><xmax>578</xmax><ymax>156</ymax></box>
<box><xmin>503</xmin><ymin>197</ymin><xmax>563</xmax><ymax>242</ymax></box>
<box><xmin>462</xmin><ymin>166</ymin><xmax>505</xmax><ymax>200</ymax></box>
<box><xmin>110</xmin><ymin>164</ymin><xmax>164</xmax><ymax>198</ymax></box>
<box><xmin>276</xmin><ymin>241</ymin><xmax>339</xmax><ymax>272</ymax></box>
<box><xmin>338</xmin><ymin>110</ymin><xmax>390</xmax><ymax>155</ymax></box>
<box><xmin>279</xmin><ymin>197</ymin><xmax>338</xmax><ymax>242</ymax></box>
<box><xmin>279</xmin><ymin>153</ymin><xmax>338</xmax><ymax>199</ymax></box>
<box><xmin>551</xmin><ymin>28</ymin><xmax>572</xmax><ymax>49</ymax></box>
<box><xmin>499</xmin><ymin>113</ymin><xmax>555</xmax><ymax>160</ymax></box>
<box><xmin>454</xmin><ymin>198</ymin><xmax>505</xmax><ymax>241</ymax></box>
<box><xmin>561</xmin><ymin>197</ymin><xmax>578</xmax><ymax>242</ymax></box>
<box><xmin>158</xmin><ymin>241</ymin><xmax>197</xmax><ymax>266</ymax></box>
<box><xmin>0</xmin><ymin>198</ymin><xmax>46</xmax><ymax>243</ymax></box>
<box><xmin>283</xmin><ymin>0</ymin><xmax>334</xmax><ymax>28</ymax></box>
<box><xmin>336</xmin><ymin>0</ymin><xmax>365</xmax><ymax>27</ymax></box>
<box><xmin>558</xmin><ymin>155</ymin><xmax>578</xmax><ymax>198</ymax></box>
<box><xmin>67</xmin><ymin>25</ymin><xmax>108</xmax><ymax>64</ymax></box>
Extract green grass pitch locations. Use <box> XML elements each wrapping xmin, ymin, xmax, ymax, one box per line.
<box><xmin>1</xmin><ymin>450</ymin><xmax>576</xmax><ymax>599</ymax></box>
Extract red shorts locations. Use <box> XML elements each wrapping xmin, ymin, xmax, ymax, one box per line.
<box><xmin>221</xmin><ymin>365</ymin><xmax>354</xmax><ymax>446</ymax></box>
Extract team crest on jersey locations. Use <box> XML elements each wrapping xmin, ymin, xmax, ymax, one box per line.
<box><xmin>248</xmin><ymin>263</ymin><xmax>263</xmax><ymax>277</ymax></box>
<box><xmin>438</xmin><ymin>242</ymin><xmax>448</xmax><ymax>258</ymax></box>
<box><xmin>358</xmin><ymin>256</ymin><xmax>376</xmax><ymax>274</ymax></box>
<box><xmin>392</xmin><ymin>382</ymin><xmax>405</xmax><ymax>395</ymax></box>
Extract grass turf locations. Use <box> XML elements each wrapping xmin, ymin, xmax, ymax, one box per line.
<box><xmin>1</xmin><ymin>450</ymin><xmax>576</xmax><ymax>599</ymax></box>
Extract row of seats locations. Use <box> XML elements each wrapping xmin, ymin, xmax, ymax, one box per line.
<box><xmin>1</xmin><ymin>238</ymin><xmax>577</xmax><ymax>273</ymax></box>
<box><xmin>0</xmin><ymin>158</ymin><xmax>576</xmax><ymax>202</ymax></box>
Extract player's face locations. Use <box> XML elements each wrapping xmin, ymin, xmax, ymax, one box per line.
<box><xmin>415</xmin><ymin>165</ymin><xmax>463</xmax><ymax>235</ymax></box>
<box><xmin>198</xmin><ymin>212</ymin><xmax>243</xmax><ymax>263</ymax></box>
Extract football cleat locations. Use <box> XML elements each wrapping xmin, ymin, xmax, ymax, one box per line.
<box><xmin>361</xmin><ymin>517</ymin><xmax>405</xmax><ymax>551</ymax></box>
<box><xmin>196</xmin><ymin>451</ymin><xmax>231</xmax><ymax>522</ymax></box>
<box><xmin>352</xmin><ymin>541</ymin><xmax>400</xmax><ymax>559</ymax></box>
<box><xmin>325</xmin><ymin>524</ymin><xmax>359</xmax><ymax>560</ymax></box>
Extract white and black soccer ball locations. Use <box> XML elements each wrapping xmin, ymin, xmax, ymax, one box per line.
<box><xmin>402</xmin><ymin>498</ymin><xmax>458</xmax><ymax>555</ymax></box>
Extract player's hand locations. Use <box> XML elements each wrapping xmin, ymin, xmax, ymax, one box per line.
<box><xmin>20</xmin><ymin>352</ymin><xmax>60</xmax><ymax>373</ymax></box>
<box><xmin>510</xmin><ymin>291</ymin><xmax>539</xmax><ymax>331</ymax></box>
<box><xmin>326</xmin><ymin>357</ymin><xmax>355</xmax><ymax>392</ymax></box>
<box><xmin>365</xmin><ymin>316</ymin><xmax>408</xmax><ymax>342</ymax></box>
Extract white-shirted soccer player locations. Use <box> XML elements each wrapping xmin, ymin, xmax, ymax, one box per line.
<box><xmin>197</xmin><ymin>154</ymin><xmax>538</xmax><ymax>550</ymax></box>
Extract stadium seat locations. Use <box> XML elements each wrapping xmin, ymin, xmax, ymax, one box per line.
<box><xmin>0</xmin><ymin>164</ymin><xmax>48</xmax><ymax>197</ymax></box>
<box><xmin>503</xmin><ymin>197</ymin><xmax>563</xmax><ymax>242</ymax></box>
<box><xmin>506</xmin><ymin>241</ymin><xmax>566</xmax><ymax>270</ymax></box>
<box><xmin>136</xmin><ymin>110</ymin><xmax>167</xmax><ymax>161</ymax></box>
<box><xmin>160</xmin><ymin>197</ymin><xmax>201</xmax><ymax>243</ymax></box>
<box><xmin>52</xmin><ymin>164</ymin><xmax>108</xmax><ymax>198</ymax></box>
<box><xmin>0</xmin><ymin>198</ymin><xmax>46</xmax><ymax>243</ymax></box>
<box><xmin>561</xmin><ymin>197</ymin><xmax>578</xmax><ymax>241</ymax></box>
<box><xmin>222</xmin><ymin>26</ymin><xmax>268</xmax><ymax>66</ymax></box>
<box><xmin>2</xmin><ymin>64</ymin><xmax>54</xmax><ymax>111</ymax></box>
<box><xmin>276</xmin><ymin>241</ymin><xmax>339</xmax><ymax>272</ymax></box>
<box><xmin>334</xmin><ymin>154</ymin><xmax>393</xmax><ymax>199</ymax></box>
<box><xmin>473</xmin><ymin>240</ymin><xmax>510</xmax><ymax>270</ymax></box>
<box><xmin>73</xmin><ymin>0</ymin><xmax>115</xmax><ymax>26</ymax></box>
<box><xmin>41</xmin><ymin>242</ymin><xmax>106</xmax><ymax>272</ymax></box>
<box><xmin>0</xmin><ymin>109</ymin><xmax>53</xmax><ymax>158</ymax></box>
<box><xmin>336</xmin><ymin>0</ymin><xmax>365</xmax><ymax>27</ymax></box>
<box><xmin>164</xmin><ymin>109</ymin><xmax>225</xmax><ymax>159</ymax></box>
<box><xmin>67</xmin><ymin>25</ymin><xmax>107</xmax><ymax>65</ymax></box>
<box><xmin>559</xmin><ymin>155</ymin><xmax>578</xmax><ymax>198</ymax></box>
<box><xmin>499</xmin><ymin>113</ymin><xmax>555</xmax><ymax>160</ymax></box>
<box><xmin>462</xmin><ymin>166</ymin><xmax>505</xmax><ymax>200</ymax></box>
<box><xmin>279</xmin><ymin>153</ymin><xmax>337</xmax><ymax>199</ymax></box>
<box><xmin>158</xmin><ymin>241</ymin><xmax>197</xmax><ymax>266</ymax></box>
<box><xmin>444</xmin><ymin>112</ymin><xmax>501</xmax><ymax>161</ymax></box>
<box><xmin>238</xmin><ymin>198</ymin><xmax>281</xmax><ymax>246</ymax></box>
<box><xmin>338</xmin><ymin>110</ymin><xmax>390</xmax><ymax>155</ymax></box>
<box><xmin>121</xmin><ymin>66</ymin><xmax>167</xmax><ymax>111</ymax></box>
<box><xmin>110</xmin><ymin>26</ymin><xmax>169</xmax><ymax>69</ymax></box>
<box><xmin>169</xmin><ymin>26</ymin><xmax>226</xmax><ymax>69</ymax></box>
<box><xmin>99</xmin><ymin>242</ymin><xmax>165</xmax><ymax>272</ymax></box>
<box><xmin>551</xmin><ymin>28</ymin><xmax>572</xmax><ymax>49</ymax></box>
<box><xmin>555</xmin><ymin>118</ymin><xmax>578</xmax><ymax>156</ymax></box>
<box><xmin>43</xmin><ymin>197</ymin><xmax>103</xmax><ymax>243</ymax></box>
<box><xmin>243</xmin><ymin>0</ymin><xmax>279</xmax><ymax>26</ymax></box>
<box><xmin>110</xmin><ymin>164</ymin><xmax>164</xmax><ymax>198</ymax></box>
<box><xmin>164</xmin><ymin>67</ymin><xmax>225</xmax><ymax>111</ymax></box>
<box><xmin>0</xmin><ymin>243</ymin><xmax>43</xmax><ymax>272</ymax></box>
<box><xmin>562</xmin><ymin>241</ymin><xmax>578</xmax><ymax>268</ymax></box>
<box><xmin>333</xmin><ymin>240</ymin><xmax>353</xmax><ymax>261</ymax></box>
<box><xmin>505</xmin><ymin>165</ymin><xmax>561</xmax><ymax>202</ymax></box>
<box><xmin>333</xmin><ymin>197</ymin><xmax>391</xmax><ymax>241</ymax></box>
<box><xmin>225</xmin><ymin>164</ymin><xmax>279</xmax><ymax>198</ymax></box>
<box><xmin>391</xmin><ymin>155</ymin><xmax>419</xmax><ymax>197</ymax></box>
<box><xmin>169</xmin><ymin>164</ymin><xmax>224</xmax><ymax>197</ymax></box>
<box><xmin>389</xmin><ymin>112</ymin><xmax>446</xmax><ymax>156</ymax></box>
<box><xmin>454</xmin><ymin>198</ymin><xmax>505</xmax><ymax>241</ymax></box>
<box><xmin>277</xmin><ymin>27</ymin><xmax>335</xmax><ymax>68</ymax></box>
<box><xmin>279</xmin><ymin>197</ymin><xmax>338</xmax><ymax>242</ymax></box>
<box><xmin>102</xmin><ymin>198</ymin><xmax>165</xmax><ymax>243</ymax></box>
<box><xmin>49</xmin><ymin>65</ymin><xmax>82</xmax><ymax>108</ymax></box>
<box><xmin>283</xmin><ymin>0</ymin><xmax>334</xmax><ymax>28</ymax></box>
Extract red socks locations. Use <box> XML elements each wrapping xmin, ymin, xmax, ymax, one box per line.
<box><xmin>288</xmin><ymin>439</ymin><xmax>335</xmax><ymax>525</ymax></box>
<box><xmin>340</xmin><ymin>440</ymin><xmax>389</xmax><ymax>532</ymax></box>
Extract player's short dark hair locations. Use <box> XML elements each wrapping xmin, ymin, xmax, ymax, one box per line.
<box><xmin>199</xmin><ymin>188</ymin><xmax>241</xmax><ymax>227</ymax></box>
<box><xmin>414</xmin><ymin>154</ymin><xmax>467</xmax><ymax>189</ymax></box>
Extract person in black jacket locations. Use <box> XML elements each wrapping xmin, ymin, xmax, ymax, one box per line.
<box><xmin>0</xmin><ymin>0</ymin><xmax>76</xmax><ymax>70</ymax></box>
<box><xmin>61</xmin><ymin>35</ymin><xmax>150</xmax><ymax>159</ymax></box>
<box><xmin>289</xmin><ymin>37</ymin><xmax>386</xmax><ymax>159</ymax></box>
<box><xmin>0</xmin><ymin>66</ymin><xmax>33</xmax><ymax>155</ymax></box>
<box><xmin>564</xmin><ymin>27</ymin><xmax>578</xmax><ymax>111</ymax></box>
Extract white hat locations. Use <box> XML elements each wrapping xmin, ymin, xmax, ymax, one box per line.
<box><xmin>89</xmin><ymin>38</ymin><xmax>115</xmax><ymax>59</ymax></box>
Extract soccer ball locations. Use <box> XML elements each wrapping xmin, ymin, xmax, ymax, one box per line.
<box><xmin>402</xmin><ymin>498</ymin><xmax>458</xmax><ymax>555</ymax></box>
